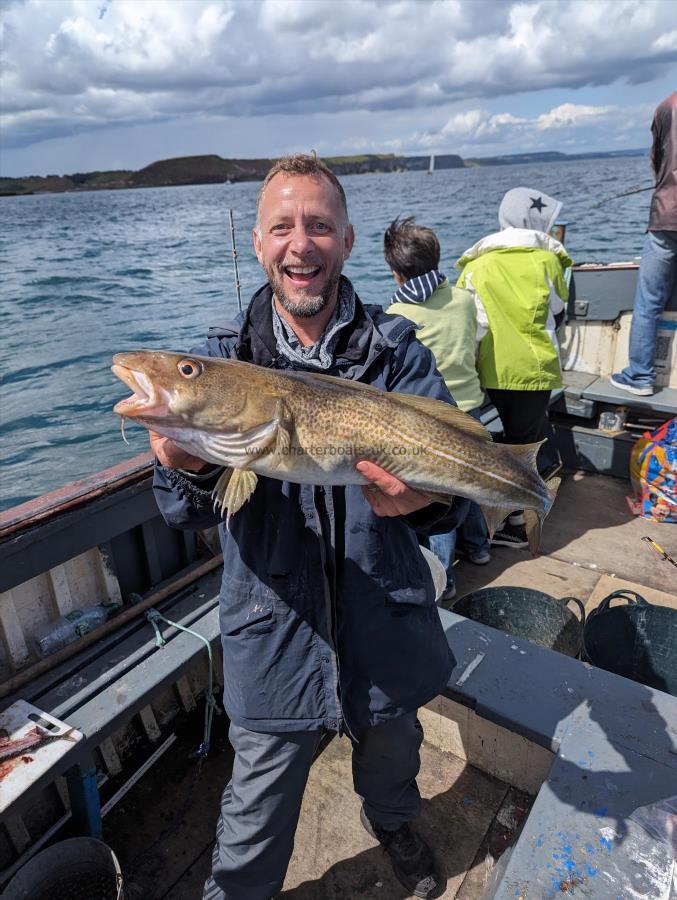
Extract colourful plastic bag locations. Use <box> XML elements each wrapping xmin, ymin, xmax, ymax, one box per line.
<box><xmin>628</xmin><ymin>417</ymin><xmax>677</xmax><ymax>523</ymax></box>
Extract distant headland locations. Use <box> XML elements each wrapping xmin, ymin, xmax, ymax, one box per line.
<box><xmin>0</xmin><ymin>148</ymin><xmax>646</xmax><ymax>196</ymax></box>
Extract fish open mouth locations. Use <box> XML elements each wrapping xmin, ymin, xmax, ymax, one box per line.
<box><xmin>112</xmin><ymin>364</ymin><xmax>160</xmax><ymax>417</ymax></box>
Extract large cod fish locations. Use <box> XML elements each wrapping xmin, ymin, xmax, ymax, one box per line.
<box><xmin>112</xmin><ymin>350</ymin><xmax>559</xmax><ymax>550</ymax></box>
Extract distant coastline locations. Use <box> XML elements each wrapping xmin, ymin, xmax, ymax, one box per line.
<box><xmin>0</xmin><ymin>148</ymin><xmax>647</xmax><ymax>196</ymax></box>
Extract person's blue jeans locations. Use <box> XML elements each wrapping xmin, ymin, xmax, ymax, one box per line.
<box><xmin>621</xmin><ymin>230</ymin><xmax>677</xmax><ymax>387</ymax></box>
<box><xmin>428</xmin><ymin>405</ymin><xmax>490</xmax><ymax>593</ymax></box>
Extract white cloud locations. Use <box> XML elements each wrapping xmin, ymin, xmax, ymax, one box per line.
<box><xmin>0</xmin><ymin>0</ymin><xmax>673</xmax><ymax>172</ymax></box>
<box><xmin>536</xmin><ymin>103</ymin><xmax>617</xmax><ymax>130</ymax></box>
<box><xmin>412</xmin><ymin>102</ymin><xmax>649</xmax><ymax>153</ymax></box>
<box><xmin>652</xmin><ymin>30</ymin><xmax>677</xmax><ymax>52</ymax></box>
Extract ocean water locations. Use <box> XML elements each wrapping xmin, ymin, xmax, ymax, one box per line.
<box><xmin>0</xmin><ymin>155</ymin><xmax>652</xmax><ymax>511</ymax></box>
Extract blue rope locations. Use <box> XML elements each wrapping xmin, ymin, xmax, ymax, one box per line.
<box><xmin>146</xmin><ymin>608</ymin><xmax>220</xmax><ymax>757</ymax></box>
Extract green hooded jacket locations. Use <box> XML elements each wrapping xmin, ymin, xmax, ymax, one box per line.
<box><xmin>456</xmin><ymin>228</ymin><xmax>571</xmax><ymax>390</ymax></box>
<box><xmin>387</xmin><ymin>280</ymin><xmax>484</xmax><ymax>412</ymax></box>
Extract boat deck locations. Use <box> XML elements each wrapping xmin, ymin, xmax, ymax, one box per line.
<box><xmin>87</xmin><ymin>472</ymin><xmax>677</xmax><ymax>898</ymax></box>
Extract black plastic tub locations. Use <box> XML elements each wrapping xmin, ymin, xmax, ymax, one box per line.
<box><xmin>452</xmin><ymin>586</ymin><xmax>585</xmax><ymax>657</ymax></box>
<box><xmin>583</xmin><ymin>590</ymin><xmax>677</xmax><ymax>696</ymax></box>
<box><xmin>4</xmin><ymin>837</ymin><xmax>123</xmax><ymax>900</ymax></box>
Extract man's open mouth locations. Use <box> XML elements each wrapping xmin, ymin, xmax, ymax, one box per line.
<box><xmin>283</xmin><ymin>264</ymin><xmax>322</xmax><ymax>286</ymax></box>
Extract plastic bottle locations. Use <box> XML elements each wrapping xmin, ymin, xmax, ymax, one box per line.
<box><xmin>33</xmin><ymin>602</ymin><xmax>122</xmax><ymax>658</ymax></box>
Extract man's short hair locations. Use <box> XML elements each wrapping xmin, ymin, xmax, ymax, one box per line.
<box><xmin>256</xmin><ymin>152</ymin><xmax>348</xmax><ymax>226</ymax></box>
<box><xmin>384</xmin><ymin>217</ymin><xmax>441</xmax><ymax>281</ymax></box>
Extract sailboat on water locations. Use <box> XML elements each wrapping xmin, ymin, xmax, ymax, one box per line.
<box><xmin>427</xmin><ymin>154</ymin><xmax>435</xmax><ymax>175</ymax></box>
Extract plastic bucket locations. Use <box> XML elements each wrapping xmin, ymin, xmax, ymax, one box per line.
<box><xmin>583</xmin><ymin>590</ymin><xmax>677</xmax><ymax>696</ymax></box>
<box><xmin>4</xmin><ymin>837</ymin><xmax>123</xmax><ymax>900</ymax></box>
<box><xmin>452</xmin><ymin>586</ymin><xmax>585</xmax><ymax>657</ymax></box>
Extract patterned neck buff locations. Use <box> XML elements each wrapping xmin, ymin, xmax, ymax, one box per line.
<box><xmin>390</xmin><ymin>269</ymin><xmax>446</xmax><ymax>305</ymax></box>
<box><xmin>272</xmin><ymin>277</ymin><xmax>356</xmax><ymax>370</ymax></box>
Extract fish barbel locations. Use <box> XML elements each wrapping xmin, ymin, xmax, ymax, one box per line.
<box><xmin>112</xmin><ymin>350</ymin><xmax>559</xmax><ymax>550</ymax></box>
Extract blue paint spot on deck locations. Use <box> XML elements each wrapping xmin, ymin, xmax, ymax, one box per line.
<box><xmin>593</xmin><ymin>807</ymin><xmax>608</xmax><ymax>817</ymax></box>
<box><xmin>600</xmin><ymin>836</ymin><xmax>613</xmax><ymax>851</ymax></box>
<box><xmin>586</xmin><ymin>865</ymin><xmax>598</xmax><ymax>876</ymax></box>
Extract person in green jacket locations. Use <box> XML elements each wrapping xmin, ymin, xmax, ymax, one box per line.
<box><xmin>456</xmin><ymin>187</ymin><xmax>571</xmax><ymax>548</ymax></box>
<box><xmin>384</xmin><ymin>217</ymin><xmax>490</xmax><ymax>601</ymax></box>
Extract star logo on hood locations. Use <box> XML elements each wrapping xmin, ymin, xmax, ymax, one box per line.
<box><xmin>530</xmin><ymin>196</ymin><xmax>547</xmax><ymax>212</ymax></box>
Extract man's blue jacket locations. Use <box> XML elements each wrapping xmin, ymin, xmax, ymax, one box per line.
<box><xmin>153</xmin><ymin>278</ymin><xmax>464</xmax><ymax>738</ymax></box>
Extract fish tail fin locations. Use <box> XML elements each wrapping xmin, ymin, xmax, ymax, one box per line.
<box><xmin>546</xmin><ymin>475</ymin><xmax>561</xmax><ymax>507</ymax></box>
<box><xmin>524</xmin><ymin>508</ymin><xmax>542</xmax><ymax>554</ymax></box>
<box><xmin>524</xmin><ymin>476</ymin><xmax>562</xmax><ymax>554</ymax></box>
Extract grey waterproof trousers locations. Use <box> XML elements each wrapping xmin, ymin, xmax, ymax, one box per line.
<box><xmin>202</xmin><ymin>712</ymin><xmax>424</xmax><ymax>900</ymax></box>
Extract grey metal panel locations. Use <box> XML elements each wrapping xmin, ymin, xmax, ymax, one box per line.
<box><xmin>395</xmin><ymin>607</ymin><xmax>677</xmax><ymax>891</ymax></box>
<box><xmin>569</xmin><ymin>262</ymin><xmax>677</xmax><ymax>320</ymax></box>
<box><xmin>551</xmin><ymin>422</ymin><xmax>635</xmax><ymax>478</ymax></box>
<box><xmin>494</xmin><ymin>743</ymin><xmax>676</xmax><ymax>898</ymax></box>
<box><xmin>437</xmin><ymin>609</ymin><xmax>677</xmax><ymax>766</ymax></box>
<box><xmin>582</xmin><ymin>377</ymin><xmax>677</xmax><ymax>413</ymax></box>
<box><xmin>562</xmin><ymin>371</ymin><xmax>599</xmax><ymax>393</ymax></box>
<box><xmin>568</xmin><ymin>267</ymin><xmax>638</xmax><ymax>320</ymax></box>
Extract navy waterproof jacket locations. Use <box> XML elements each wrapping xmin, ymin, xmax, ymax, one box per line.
<box><xmin>153</xmin><ymin>278</ymin><xmax>463</xmax><ymax>737</ymax></box>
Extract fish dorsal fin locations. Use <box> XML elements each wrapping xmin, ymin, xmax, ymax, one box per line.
<box><xmin>391</xmin><ymin>393</ymin><xmax>492</xmax><ymax>441</ymax></box>
<box><xmin>505</xmin><ymin>440</ymin><xmax>545</xmax><ymax>472</ymax></box>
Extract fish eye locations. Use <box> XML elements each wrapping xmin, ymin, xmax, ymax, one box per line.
<box><xmin>177</xmin><ymin>358</ymin><xmax>203</xmax><ymax>379</ymax></box>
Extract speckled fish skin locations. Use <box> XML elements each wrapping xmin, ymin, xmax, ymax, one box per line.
<box><xmin>112</xmin><ymin>350</ymin><xmax>558</xmax><ymax>544</ymax></box>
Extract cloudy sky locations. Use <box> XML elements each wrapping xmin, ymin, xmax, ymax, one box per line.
<box><xmin>1</xmin><ymin>0</ymin><xmax>676</xmax><ymax>178</ymax></box>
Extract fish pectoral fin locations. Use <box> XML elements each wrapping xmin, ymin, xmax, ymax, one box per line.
<box><xmin>212</xmin><ymin>468</ymin><xmax>234</xmax><ymax>515</ymax></box>
<box><xmin>505</xmin><ymin>440</ymin><xmax>546</xmax><ymax>472</ymax></box>
<box><xmin>393</xmin><ymin>394</ymin><xmax>492</xmax><ymax>441</ymax></box>
<box><xmin>223</xmin><ymin>469</ymin><xmax>259</xmax><ymax>526</ymax></box>
<box><xmin>478</xmin><ymin>504</ymin><xmax>517</xmax><ymax>541</ymax></box>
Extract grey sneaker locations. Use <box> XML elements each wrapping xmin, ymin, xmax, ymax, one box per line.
<box><xmin>360</xmin><ymin>807</ymin><xmax>443</xmax><ymax>898</ymax></box>
<box><xmin>610</xmin><ymin>373</ymin><xmax>654</xmax><ymax>396</ymax></box>
<box><xmin>456</xmin><ymin>547</ymin><xmax>491</xmax><ymax>565</ymax></box>
<box><xmin>468</xmin><ymin>549</ymin><xmax>491</xmax><ymax>565</ymax></box>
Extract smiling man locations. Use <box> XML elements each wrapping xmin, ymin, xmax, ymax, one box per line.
<box><xmin>151</xmin><ymin>154</ymin><xmax>467</xmax><ymax>900</ymax></box>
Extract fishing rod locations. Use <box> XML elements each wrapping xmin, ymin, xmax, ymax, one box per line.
<box><xmin>592</xmin><ymin>184</ymin><xmax>654</xmax><ymax>209</ymax></box>
<box><xmin>228</xmin><ymin>208</ymin><xmax>243</xmax><ymax>313</ymax></box>
<box><xmin>641</xmin><ymin>535</ymin><xmax>677</xmax><ymax>571</ymax></box>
